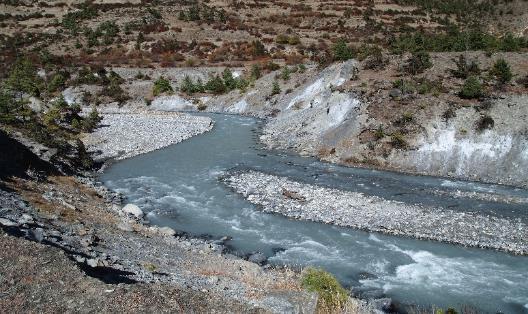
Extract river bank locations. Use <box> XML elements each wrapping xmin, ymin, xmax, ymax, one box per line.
<box><xmin>222</xmin><ymin>170</ymin><xmax>528</xmax><ymax>255</ymax></box>
<box><xmin>0</xmin><ymin>110</ymin><xmax>373</xmax><ymax>313</ymax></box>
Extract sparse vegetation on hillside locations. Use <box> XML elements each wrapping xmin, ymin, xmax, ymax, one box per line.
<box><xmin>490</xmin><ymin>58</ymin><xmax>513</xmax><ymax>85</ymax></box>
<box><xmin>459</xmin><ymin>76</ymin><xmax>484</xmax><ymax>99</ymax></box>
<box><xmin>153</xmin><ymin>77</ymin><xmax>173</xmax><ymax>96</ymax></box>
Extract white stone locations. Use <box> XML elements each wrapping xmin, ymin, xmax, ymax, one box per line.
<box><xmin>158</xmin><ymin>226</ymin><xmax>176</xmax><ymax>237</ymax></box>
<box><xmin>122</xmin><ymin>204</ymin><xmax>144</xmax><ymax>218</ymax></box>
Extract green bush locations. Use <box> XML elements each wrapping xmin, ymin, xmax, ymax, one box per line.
<box><xmin>75</xmin><ymin>139</ymin><xmax>93</xmax><ymax>169</ymax></box>
<box><xmin>490</xmin><ymin>58</ymin><xmax>512</xmax><ymax>85</ymax></box>
<box><xmin>280</xmin><ymin>67</ymin><xmax>291</xmax><ymax>81</ymax></box>
<box><xmin>459</xmin><ymin>76</ymin><xmax>483</xmax><ymax>99</ymax></box>
<box><xmin>5</xmin><ymin>58</ymin><xmax>42</xmax><ymax>97</ymax></box>
<box><xmin>153</xmin><ymin>77</ymin><xmax>173</xmax><ymax>96</ymax></box>
<box><xmin>0</xmin><ymin>89</ymin><xmax>21</xmax><ymax>123</ymax></box>
<box><xmin>205</xmin><ymin>75</ymin><xmax>226</xmax><ymax>94</ymax></box>
<box><xmin>405</xmin><ymin>51</ymin><xmax>432</xmax><ymax>75</ymax></box>
<box><xmin>180</xmin><ymin>75</ymin><xmax>196</xmax><ymax>95</ymax></box>
<box><xmin>301</xmin><ymin>267</ymin><xmax>348</xmax><ymax>312</ymax></box>
<box><xmin>332</xmin><ymin>39</ymin><xmax>354</xmax><ymax>61</ymax></box>
<box><xmin>100</xmin><ymin>80</ymin><xmax>129</xmax><ymax>104</ymax></box>
<box><xmin>271</xmin><ymin>80</ymin><xmax>281</xmax><ymax>95</ymax></box>
<box><xmin>47</xmin><ymin>73</ymin><xmax>66</xmax><ymax>93</ymax></box>
<box><xmin>82</xmin><ymin>106</ymin><xmax>102</xmax><ymax>132</ymax></box>
<box><xmin>222</xmin><ymin>68</ymin><xmax>237</xmax><ymax>90</ymax></box>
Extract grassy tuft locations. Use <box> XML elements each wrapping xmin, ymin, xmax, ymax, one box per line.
<box><xmin>301</xmin><ymin>267</ymin><xmax>348</xmax><ymax>312</ymax></box>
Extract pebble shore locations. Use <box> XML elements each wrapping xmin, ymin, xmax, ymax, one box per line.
<box><xmin>223</xmin><ymin>170</ymin><xmax>528</xmax><ymax>255</ymax></box>
<box><xmin>83</xmin><ymin>110</ymin><xmax>213</xmax><ymax>161</ymax></box>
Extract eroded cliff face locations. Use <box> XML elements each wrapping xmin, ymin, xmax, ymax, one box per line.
<box><xmin>388</xmin><ymin>98</ymin><xmax>528</xmax><ymax>186</ymax></box>
<box><xmin>206</xmin><ymin>60</ymin><xmax>528</xmax><ymax>187</ymax></box>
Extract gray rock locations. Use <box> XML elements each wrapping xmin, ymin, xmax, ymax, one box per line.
<box><xmin>28</xmin><ymin>228</ymin><xmax>44</xmax><ymax>242</ymax></box>
<box><xmin>122</xmin><ymin>204</ymin><xmax>144</xmax><ymax>218</ymax></box>
<box><xmin>158</xmin><ymin>226</ymin><xmax>176</xmax><ymax>237</ymax></box>
<box><xmin>0</xmin><ymin>218</ymin><xmax>19</xmax><ymax>227</ymax></box>
<box><xmin>389</xmin><ymin>88</ymin><xmax>402</xmax><ymax>99</ymax></box>
<box><xmin>248</xmin><ymin>252</ymin><xmax>267</xmax><ymax>265</ymax></box>
<box><xmin>369</xmin><ymin>298</ymin><xmax>392</xmax><ymax>312</ymax></box>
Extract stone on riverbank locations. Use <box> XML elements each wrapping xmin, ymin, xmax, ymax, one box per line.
<box><xmin>122</xmin><ymin>204</ymin><xmax>143</xmax><ymax>218</ymax></box>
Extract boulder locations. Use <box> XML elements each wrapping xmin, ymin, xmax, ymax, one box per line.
<box><xmin>28</xmin><ymin>228</ymin><xmax>44</xmax><ymax>242</ymax></box>
<box><xmin>158</xmin><ymin>226</ymin><xmax>176</xmax><ymax>237</ymax></box>
<box><xmin>0</xmin><ymin>218</ymin><xmax>19</xmax><ymax>227</ymax></box>
<box><xmin>122</xmin><ymin>204</ymin><xmax>144</xmax><ymax>218</ymax></box>
<box><xmin>369</xmin><ymin>298</ymin><xmax>393</xmax><ymax>312</ymax></box>
<box><xmin>389</xmin><ymin>88</ymin><xmax>402</xmax><ymax>99</ymax></box>
<box><xmin>248</xmin><ymin>252</ymin><xmax>267</xmax><ymax>265</ymax></box>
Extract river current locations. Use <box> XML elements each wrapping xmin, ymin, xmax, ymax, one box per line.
<box><xmin>101</xmin><ymin>113</ymin><xmax>528</xmax><ymax>313</ymax></box>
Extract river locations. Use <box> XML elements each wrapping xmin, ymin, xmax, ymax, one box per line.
<box><xmin>101</xmin><ymin>113</ymin><xmax>528</xmax><ymax>313</ymax></box>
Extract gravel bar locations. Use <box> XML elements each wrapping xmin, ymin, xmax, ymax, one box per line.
<box><xmin>83</xmin><ymin>111</ymin><xmax>213</xmax><ymax>161</ymax></box>
<box><xmin>223</xmin><ymin>170</ymin><xmax>528</xmax><ymax>255</ymax></box>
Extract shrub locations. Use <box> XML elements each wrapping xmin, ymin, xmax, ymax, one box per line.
<box><xmin>5</xmin><ymin>58</ymin><xmax>42</xmax><ymax>97</ymax></box>
<box><xmin>153</xmin><ymin>77</ymin><xmax>173</xmax><ymax>96</ymax></box>
<box><xmin>332</xmin><ymin>39</ymin><xmax>354</xmax><ymax>61</ymax></box>
<box><xmin>374</xmin><ymin>125</ymin><xmax>385</xmax><ymax>139</ymax></box>
<box><xmin>75</xmin><ymin>139</ymin><xmax>93</xmax><ymax>169</ymax></box>
<box><xmin>71</xmin><ymin>118</ymin><xmax>81</xmax><ymax>130</ymax></box>
<box><xmin>205</xmin><ymin>75</ymin><xmax>226</xmax><ymax>94</ymax></box>
<box><xmin>288</xmin><ymin>36</ymin><xmax>300</xmax><ymax>45</ymax></box>
<box><xmin>271</xmin><ymin>80</ymin><xmax>281</xmax><ymax>95</ymax></box>
<box><xmin>301</xmin><ymin>267</ymin><xmax>348</xmax><ymax>312</ymax></box>
<box><xmin>222</xmin><ymin>68</ymin><xmax>237</xmax><ymax>90</ymax></box>
<box><xmin>47</xmin><ymin>73</ymin><xmax>66</xmax><ymax>93</ymax></box>
<box><xmin>82</xmin><ymin>106</ymin><xmax>102</xmax><ymax>132</ymax></box>
<box><xmin>405</xmin><ymin>51</ymin><xmax>432</xmax><ymax>75</ymax></box>
<box><xmin>0</xmin><ymin>90</ymin><xmax>20</xmax><ymax>122</ymax></box>
<box><xmin>180</xmin><ymin>75</ymin><xmax>196</xmax><ymax>95</ymax></box>
<box><xmin>490</xmin><ymin>58</ymin><xmax>512</xmax><ymax>85</ymax></box>
<box><xmin>100</xmin><ymin>80</ymin><xmax>129</xmax><ymax>104</ymax></box>
<box><xmin>451</xmin><ymin>55</ymin><xmax>480</xmax><ymax>79</ymax></box>
<box><xmin>276</xmin><ymin>34</ymin><xmax>289</xmax><ymax>45</ymax></box>
<box><xmin>280</xmin><ymin>67</ymin><xmax>291</xmax><ymax>80</ymax></box>
<box><xmin>391</xmin><ymin>132</ymin><xmax>408</xmax><ymax>149</ymax></box>
<box><xmin>250</xmin><ymin>64</ymin><xmax>261</xmax><ymax>80</ymax></box>
<box><xmin>459</xmin><ymin>76</ymin><xmax>483</xmax><ymax>99</ymax></box>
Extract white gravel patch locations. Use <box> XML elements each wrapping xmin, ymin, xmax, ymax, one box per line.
<box><xmin>83</xmin><ymin>111</ymin><xmax>213</xmax><ymax>161</ymax></box>
<box><xmin>223</xmin><ymin>170</ymin><xmax>528</xmax><ymax>255</ymax></box>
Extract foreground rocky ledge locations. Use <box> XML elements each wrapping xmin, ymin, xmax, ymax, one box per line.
<box><xmin>83</xmin><ymin>110</ymin><xmax>213</xmax><ymax>162</ymax></box>
<box><xmin>223</xmin><ymin>170</ymin><xmax>528</xmax><ymax>255</ymax></box>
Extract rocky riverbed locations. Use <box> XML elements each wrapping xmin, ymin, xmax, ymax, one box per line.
<box><xmin>82</xmin><ymin>109</ymin><xmax>213</xmax><ymax>162</ymax></box>
<box><xmin>0</xmin><ymin>174</ymin><xmax>325</xmax><ymax>313</ymax></box>
<box><xmin>222</xmin><ymin>170</ymin><xmax>528</xmax><ymax>255</ymax></box>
